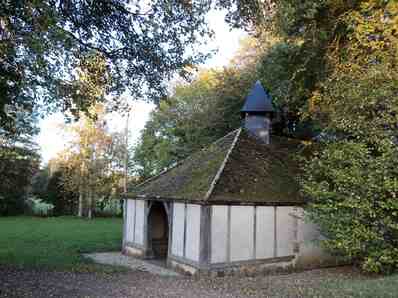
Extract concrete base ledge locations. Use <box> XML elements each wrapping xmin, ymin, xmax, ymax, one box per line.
<box><xmin>123</xmin><ymin>245</ymin><xmax>146</xmax><ymax>258</ymax></box>
<box><xmin>122</xmin><ymin>247</ymin><xmax>342</xmax><ymax>278</ymax></box>
<box><xmin>167</xmin><ymin>255</ymin><xmax>297</xmax><ymax>277</ymax></box>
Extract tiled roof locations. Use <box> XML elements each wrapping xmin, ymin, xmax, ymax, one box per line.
<box><xmin>129</xmin><ymin>129</ymin><xmax>307</xmax><ymax>205</ymax></box>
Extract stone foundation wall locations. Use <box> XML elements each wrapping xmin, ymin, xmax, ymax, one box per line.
<box><xmin>168</xmin><ymin>255</ymin><xmax>296</xmax><ymax>277</ymax></box>
<box><xmin>123</xmin><ymin>245</ymin><xmax>146</xmax><ymax>258</ymax></box>
<box><xmin>168</xmin><ymin>259</ymin><xmax>198</xmax><ymax>276</ymax></box>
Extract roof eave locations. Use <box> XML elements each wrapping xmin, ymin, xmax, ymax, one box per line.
<box><xmin>124</xmin><ymin>193</ymin><xmax>306</xmax><ymax>206</ymax></box>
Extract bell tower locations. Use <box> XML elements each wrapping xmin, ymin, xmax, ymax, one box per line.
<box><xmin>241</xmin><ymin>81</ymin><xmax>274</xmax><ymax>144</ymax></box>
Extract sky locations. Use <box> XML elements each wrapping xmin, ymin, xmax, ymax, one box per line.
<box><xmin>35</xmin><ymin>10</ymin><xmax>247</xmax><ymax>164</ymax></box>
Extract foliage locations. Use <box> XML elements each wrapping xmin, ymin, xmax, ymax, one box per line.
<box><xmin>303</xmin><ymin>141</ymin><xmax>398</xmax><ymax>273</ymax></box>
<box><xmin>95</xmin><ymin>198</ymin><xmax>122</xmax><ymax>217</ymax></box>
<box><xmin>46</xmin><ymin>169</ymin><xmax>77</xmax><ymax>216</ymax></box>
<box><xmin>263</xmin><ymin>0</ymin><xmax>398</xmax><ymax>273</ymax></box>
<box><xmin>0</xmin><ymin>0</ymin><xmax>212</xmax><ymax>136</ymax></box>
<box><xmin>31</xmin><ymin>167</ymin><xmax>50</xmax><ymax>200</ymax></box>
<box><xmin>53</xmin><ymin>104</ymin><xmax>125</xmax><ymax>218</ymax></box>
<box><xmin>133</xmin><ymin>41</ymin><xmax>259</xmax><ymax>178</ymax></box>
<box><xmin>25</xmin><ymin>197</ymin><xmax>54</xmax><ymax>217</ymax></box>
<box><xmin>0</xmin><ymin>216</ymin><xmax>122</xmax><ymax>271</ymax></box>
<box><xmin>0</xmin><ymin>144</ymin><xmax>40</xmax><ymax>215</ymax></box>
<box><xmin>132</xmin><ymin>31</ymin><xmax>320</xmax><ymax>179</ymax></box>
<box><xmin>256</xmin><ymin>39</ymin><xmax>323</xmax><ymax>138</ymax></box>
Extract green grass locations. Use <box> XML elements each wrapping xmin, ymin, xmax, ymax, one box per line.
<box><xmin>304</xmin><ymin>274</ymin><xmax>398</xmax><ymax>298</ymax></box>
<box><xmin>0</xmin><ymin>216</ymin><xmax>123</xmax><ymax>272</ymax></box>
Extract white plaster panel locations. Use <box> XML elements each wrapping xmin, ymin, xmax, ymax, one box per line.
<box><xmin>172</xmin><ymin>203</ymin><xmax>185</xmax><ymax>257</ymax></box>
<box><xmin>134</xmin><ymin>200</ymin><xmax>145</xmax><ymax>245</ymax></box>
<box><xmin>230</xmin><ymin>206</ymin><xmax>254</xmax><ymax>261</ymax></box>
<box><xmin>211</xmin><ymin>206</ymin><xmax>228</xmax><ymax>263</ymax></box>
<box><xmin>125</xmin><ymin>200</ymin><xmax>136</xmax><ymax>243</ymax></box>
<box><xmin>185</xmin><ymin>204</ymin><xmax>201</xmax><ymax>262</ymax></box>
<box><xmin>256</xmin><ymin>206</ymin><xmax>275</xmax><ymax>259</ymax></box>
<box><xmin>276</xmin><ymin>207</ymin><xmax>295</xmax><ymax>257</ymax></box>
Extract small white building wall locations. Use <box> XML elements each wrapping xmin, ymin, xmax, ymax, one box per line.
<box><xmin>210</xmin><ymin>205</ymin><xmax>297</xmax><ymax>264</ymax></box>
<box><xmin>124</xmin><ymin>199</ymin><xmax>146</xmax><ymax>246</ymax></box>
<box><xmin>185</xmin><ymin>204</ymin><xmax>201</xmax><ymax>262</ymax></box>
<box><xmin>125</xmin><ymin>199</ymin><xmax>136</xmax><ymax>243</ymax></box>
<box><xmin>256</xmin><ymin>206</ymin><xmax>275</xmax><ymax>259</ymax></box>
<box><xmin>276</xmin><ymin>206</ymin><xmax>295</xmax><ymax>257</ymax></box>
<box><xmin>123</xmin><ymin>200</ymin><xmax>333</xmax><ymax>270</ymax></box>
<box><xmin>134</xmin><ymin>200</ymin><xmax>145</xmax><ymax>245</ymax></box>
<box><xmin>171</xmin><ymin>202</ymin><xmax>202</xmax><ymax>262</ymax></box>
<box><xmin>230</xmin><ymin>206</ymin><xmax>254</xmax><ymax>261</ymax></box>
<box><xmin>171</xmin><ymin>203</ymin><xmax>185</xmax><ymax>257</ymax></box>
<box><xmin>211</xmin><ymin>206</ymin><xmax>228</xmax><ymax>263</ymax></box>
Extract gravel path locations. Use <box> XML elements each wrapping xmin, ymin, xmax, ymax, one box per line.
<box><xmin>83</xmin><ymin>252</ymin><xmax>180</xmax><ymax>277</ymax></box>
<box><xmin>0</xmin><ymin>266</ymin><xmax>361</xmax><ymax>298</ymax></box>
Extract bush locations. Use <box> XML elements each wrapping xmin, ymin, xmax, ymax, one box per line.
<box><xmin>25</xmin><ymin>197</ymin><xmax>54</xmax><ymax>217</ymax></box>
<box><xmin>0</xmin><ymin>145</ymin><xmax>39</xmax><ymax>215</ymax></box>
<box><xmin>302</xmin><ymin>141</ymin><xmax>398</xmax><ymax>273</ymax></box>
<box><xmin>95</xmin><ymin>198</ymin><xmax>122</xmax><ymax>217</ymax></box>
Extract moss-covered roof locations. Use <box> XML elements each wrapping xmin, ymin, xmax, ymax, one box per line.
<box><xmin>130</xmin><ymin>128</ymin><xmax>307</xmax><ymax>205</ymax></box>
<box><xmin>132</xmin><ymin>129</ymin><xmax>240</xmax><ymax>201</ymax></box>
<box><xmin>209</xmin><ymin>130</ymin><xmax>304</xmax><ymax>204</ymax></box>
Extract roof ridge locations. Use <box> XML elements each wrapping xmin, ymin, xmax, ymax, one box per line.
<box><xmin>203</xmin><ymin>128</ymin><xmax>242</xmax><ymax>201</ymax></box>
<box><xmin>133</xmin><ymin>128</ymin><xmax>242</xmax><ymax>191</ymax></box>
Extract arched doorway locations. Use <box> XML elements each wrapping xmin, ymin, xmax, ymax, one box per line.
<box><xmin>148</xmin><ymin>202</ymin><xmax>169</xmax><ymax>259</ymax></box>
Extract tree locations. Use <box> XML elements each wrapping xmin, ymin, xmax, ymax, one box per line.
<box><xmin>57</xmin><ymin>104</ymin><xmax>125</xmax><ymax>218</ymax></box>
<box><xmin>1</xmin><ymin>0</ymin><xmax>213</xmax><ymax>136</ymax></box>
<box><xmin>0</xmin><ymin>144</ymin><xmax>40</xmax><ymax>215</ymax></box>
<box><xmin>31</xmin><ymin>167</ymin><xmax>50</xmax><ymax>200</ymax></box>
<box><xmin>133</xmin><ymin>39</ymin><xmax>260</xmax><ymax>178</ymax></box>
<box><xmin>303</xmin><ymin>140</ymin><xmax>398</xmax><ymax>274</ymax></box>
<box><xmin>45</xmin><ymin>168</ymin><xmax>77</xmax><ymax>216</ymax></box>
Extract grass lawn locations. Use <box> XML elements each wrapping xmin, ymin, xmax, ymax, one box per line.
<box><xmin>306</xmin><ymin>274</ymin><xmax>398</xmax><ymax>298</ymax></box>
<box><xmin>0</xmin><ymin>216</ymin><xmax>123</xmax><ymax>271</ymax></box>
<box><xmin>1</xmin><ymin>216</ymin><xmax>398</xmax><ymax>298</ymax></box>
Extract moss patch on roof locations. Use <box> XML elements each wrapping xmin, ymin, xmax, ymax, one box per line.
<box><xmin>209</xmin><ymin>130</ymin><xmax>305</xmax><ymax>204</ymax></box>
<box><xmin>133</xmin><ymin>129</ymin><xmax>239</xmax><ymax>200</ymax></box>
<box><xmin>130</xmin><ymin>128</ymin><xmax>308</xmax><ymax>204</ymax></box>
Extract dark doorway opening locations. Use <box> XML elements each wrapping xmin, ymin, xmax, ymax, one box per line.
<box><xmin>148</xmin><ymin>202</ymin><xmax>169</xmax><ymax>259</ymax></box>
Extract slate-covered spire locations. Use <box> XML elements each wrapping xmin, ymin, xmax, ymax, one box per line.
<box><xmin>241</xmin><ymin>80</ymin><xmax>274</xmax><ymax>116</ymax></box>
<box><xmin>241</xmin><ymin>81</ymin><xmax>274</xmax><ymax>144</ymax></box>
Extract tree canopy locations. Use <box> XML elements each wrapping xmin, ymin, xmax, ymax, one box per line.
<box><xmin>132</xmin><ymin>39</ymin><xmax>260</xmax><ymax>179</ymax></box>
<box><xmin>50</xmin><ymin>104</ymin><xmax>125</xmax><ymax>218</ymax></box>
<box><xmin>0</xmin><ymin>144</ymin><xmax>40</xmax><ymax>215</ymax></box>
<box><xmin>0</xmin><ymin>0</ymin><xmax>212</xmax><ymax>137</ymax></box>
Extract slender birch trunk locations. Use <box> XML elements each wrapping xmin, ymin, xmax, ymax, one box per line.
<box><xmin>78</xmin><ymin>156</ymin><xmax>86</xmax><ymax>217</ymax></box>
<box><xmin>87</xmin><ymin>188</ymin><xmax>93</xmax><ymax>219</ymax></box>
<box><xmin>124</xmin><ymin>110</ymin><xmax>130</xmax><ymax>193</ymax></box>
<box><xmin>78</xmin><ymin>190</ymin><xmax>84</xmax><ymax>217</ymax></box>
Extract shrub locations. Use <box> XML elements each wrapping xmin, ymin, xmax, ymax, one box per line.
<box><xmin>302</xmin><ymin>141</ymin><xmax>398</xmax><ymax>273</ymax></box>
<box><xmin>25</xmin><ymin>197</ymin><xmax>54</xmax><ymax>217</ymax></box>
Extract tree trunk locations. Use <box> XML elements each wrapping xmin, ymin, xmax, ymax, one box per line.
<box><xmin>87</xmin><ymin>189</ymin><xmax>93</xmax><ymax>219</ymax></box>
<box><xmin>124</xmin><ymin>109</ymin><xmax>131</xmax><ymax>193</ymax></box>
<box><xmin>78</xmin><ymin>190</ymin><xmax>84</xmax><ymax>217</ymax></box>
